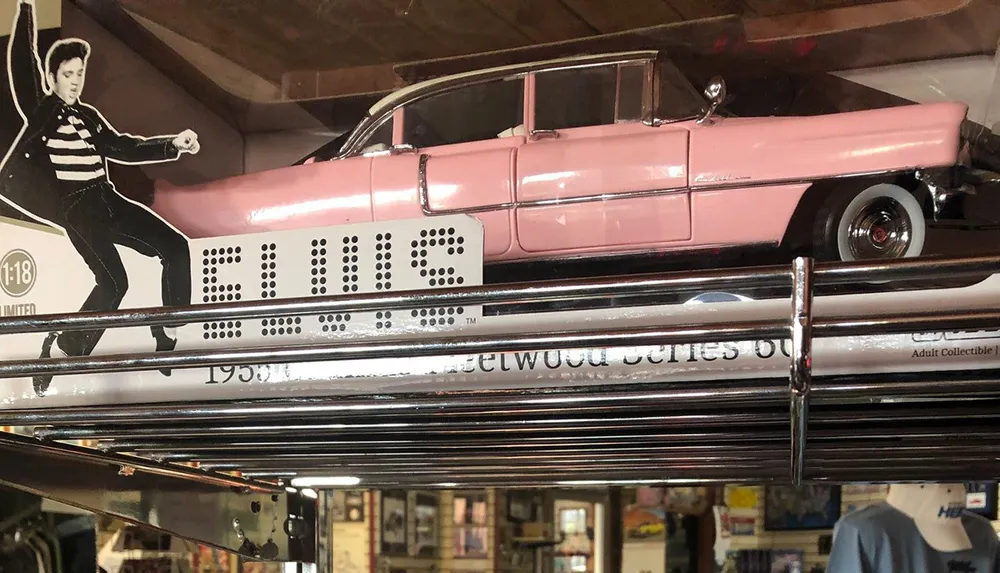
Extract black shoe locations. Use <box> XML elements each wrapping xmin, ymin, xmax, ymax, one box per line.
<box><xmin>32</xmin><ymin>332</ymin><xmax>59</xmax><ymax>397</ymax></box>
<box><xmin>153</xmin><ymin>332</ymin><xmax>177</xmax><ymax>377</ymax></box>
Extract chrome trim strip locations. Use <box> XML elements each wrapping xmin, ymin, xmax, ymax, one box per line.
<box><xmin>417</xmin><ymin>157</ymin><xmax>920</xmax><ymax>216</ymax></box>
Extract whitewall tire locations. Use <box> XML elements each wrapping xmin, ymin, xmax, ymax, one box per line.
<box><xmin>834</xmin><ymin>183</ymin><xmax>925</xmax><ymax>262</ymax></box>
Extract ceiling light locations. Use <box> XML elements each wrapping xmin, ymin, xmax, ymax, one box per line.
<box><xmin>290</xmin><ymin>476</ymin><xmax>361</xmax><ymax>488</ymax></box>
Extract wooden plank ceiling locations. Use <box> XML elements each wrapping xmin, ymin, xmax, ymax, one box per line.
<box><xmin>116</xmin><ymin>0</ymin><xmax>889</xmax><ymax>92</ymax></box>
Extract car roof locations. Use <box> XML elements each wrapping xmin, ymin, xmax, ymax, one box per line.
<box><xmin>366</xmin><ymin>50</ymin><xmax>661</xmax><ymax>118</ymax></box>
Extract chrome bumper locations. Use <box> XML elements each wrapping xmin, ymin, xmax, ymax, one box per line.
<box><xmin>916</xmin><ymin>165</ymin><xmax>1000</xmax><ymax>221</ymax></box>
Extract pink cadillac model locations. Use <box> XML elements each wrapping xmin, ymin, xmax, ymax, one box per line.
<box><xmin>152</xmin><ymin>50</ymin><xmax>976</xmax><ymax>265</ymax></box>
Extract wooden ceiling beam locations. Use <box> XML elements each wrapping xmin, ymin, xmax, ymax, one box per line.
<box><xmin>285</xmin><ymin>0</ymin><xmax>397</xmax><ymax>62</ymax></box>
<box><xmin>291</xmin><ymin>0</ymin><xmax>455</xmax><ymax>64</ymax></box>
<box><xmin>371</xmin><ymin>0</ymin><xmax>534</xmax><ymax>53</ymax></box>
<box><xmin>741</xmin><ymin>0</ymin><xmax>818</xmax><ymax>16</ymax></box>
<box><xmin>392</xmin><ymin>0</ymin><xmax>999</xmax><ymax>84</ymax></box>
<box><xmin>664</xmin><ymin>0</ymin><xmax>745</xmax><ymax>20</ymax></box>
<box><xmin>370</xmin><ymin>0</ymin><xmax>467</xmax><ymax>52</ymax></box>
<box><xmin>281</xmin><ymin>63</ymin><xmax>404</xmax><ymax>100</ymax></box>
<box><xmin>557</xmin><ymin>0</ymin><xmax>684</xmax><ymax>33</ymax></box>
<box><xmin>744</xmin><ymin>0</ymin><xmax>968</xmax><ymax>40</ymax></box>
<box><xmin>475</xmin><ymin>0</ymin><xmax>599</xmax><ymax>42</ymax></box>
<box><xmin>391</xmin><ymin>16</ymin><xmax>744</xmax><ymax>83</ymax></box>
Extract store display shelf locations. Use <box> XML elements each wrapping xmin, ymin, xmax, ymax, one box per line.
<box><xmin>0</xmin><ymin>430</ymin><xmax>316</xmax><ymax>563</ymax></box>
<box><xmin>3</xmin><ymin>254</ymin><xmax>1000</xmax><ymax>559</ymax></box>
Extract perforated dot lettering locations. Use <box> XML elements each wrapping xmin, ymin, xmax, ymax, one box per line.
<box><xmin>202</xmin><ymin>320</ymin><xmax>243</xmax><ymax>340</ymax></box>
<box><xmin>375</xmin><ymin>311</ymin><xmax>393</xmax><ymax>330</ymax></box>
<box><xmin>260</xmin><ymin>317</ymin><xmax>303</xmax><ymax>337</ymax></box>
<box><xmin>310</xmin><ymin>238</ymin><xmax>329</xmax><ymax>295</ymax></box>
<box><xmin>320</xmin><ymin>313</ymin><xmax>352</xmax><ymax>333</ymax></box>
<box><xmin>260</xmin><ymin>243</ymin><xmax>278</xmax><ymax>299</ymax></box>
<box><xmin>341</xmin><ymin>235</ymin><xmax>360</xmax><ymax>293</ymax></box>
<box><xmin>412</xmin><ymin>226</ymin><xmax>467</xmax><ymax>289</ymax></box>
<box><xmin>414</xmin><ymin>306</ymin><xmax>461</xmax><ymax>327</ymax></box>
<box><xmin>374</xmin><ymin>233</ymin><xmax>393</xmax><ymax>291</ymax></box>
<box><xmin>201</xmin><ymin>245</ymin><xmax>243</xmax><ymax>303</ymax></box>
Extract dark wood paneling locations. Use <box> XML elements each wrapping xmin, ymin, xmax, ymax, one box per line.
<box><xmin>393</xmin><ymin>16</ymin><xmax>745</xmax><ymax>83</ymax></box>
<box><xmin>742</xmin><ymin>0</ymin><xmax>822</xmax><ymax>17</ymax></box>
<box><xmin>477</xmin><ymin>0</ymin><xmax>599</xmax><ymax>42</ymax></box>
<box><xmin>78</xmin><ymin>0</ymin><xmax>249</xmax><ymax>127</ymax></box>
<box><xmin>286</xmin><ymin>0</ymin><xmax>398</xmax><ymax>61</ymax></box>
<box><xmin>121</xmin><ymin>0</ymin><xmax>289</xmax><ymax>81</ymax></box>
<box><xmin>395</xmin><ymin>0</ymin><xmax>1000</xmax><ymax>84</ymax></box>
<box><xmin>315</xmin><ymin>64</ymin><xmax>403</xmax><ymax>97</ymax></box>
<box><xmin>86</xmin><ymin>0</ymin><xmax>998</xmax><ymax>136</ymax></box>
<box><xmin>300</xmin><ymin>0</ymin><xmax>456</xmax><ymax>62</ymax></box>
<box><xmin>115</xmin><ymin>0</ymin><xmax>916</xmax><ymax>87</ymax></box>
<box><xmin>813</xmin><ymin>0</ymin><xmax>889</xmax><ymax>10</ymax></box>
<box><xmin>120</xmin><ymin>0</ymin><xmax>384</xmax><ymax>80</ymax></box>
<box><xmin>373</xmin><ymin>0</ymin><xmax>533</xmax><ymax>53</ymax></box>
<box><xmin>558</xmin><ymin>0</ymin><xmax>683</xmax><ymax>33</ymax></box>
<box><xmin>665</xmin><ymin>0</ymin><xmax>744</xmax><ymax>20</ymax></box>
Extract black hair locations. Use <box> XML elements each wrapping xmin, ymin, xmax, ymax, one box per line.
<box><xmin>46</xmin><ymin>40</ymin><xmax>89</xmax><ymax>77</ymax></box>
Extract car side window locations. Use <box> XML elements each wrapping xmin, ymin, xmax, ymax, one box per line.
<box><xmin>616</xmin><ymin>63</ymin><xmax>645</xmax><ymax>122</ymax></box>
<box><xmin>402</xmin><ymin>78</ymin><xmax>525</xmax><ymax>149</ymax></box>
<box><xmin>534</xmin><ymin>63</ymin><xmax>645</xmax><ymax>130</ymax></box>
<box><xmin>359</xmin><ymin>117</ymin><xmax>394</xmax><ymax>153</ymax></box>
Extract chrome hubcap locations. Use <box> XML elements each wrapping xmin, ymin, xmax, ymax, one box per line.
<box><xmin>846</xmin><ymin>197</ymin><xmax>912</xmax><ymax>259</ymax></box>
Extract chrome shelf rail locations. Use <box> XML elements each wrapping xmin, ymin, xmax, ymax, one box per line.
<box><xmin>3</xmin><ymin>253</ymin><xmax>999</xmax><ymax>337</ymax></box>
<box><xmin>789</xmin><ymin>257</ymin><xmax>814</xmax><ymax>485</ymax></box>
<box><xmin>2</xmin><ymin>254</ymin><xmax>1000</xmax><ymax>558</ymax></box>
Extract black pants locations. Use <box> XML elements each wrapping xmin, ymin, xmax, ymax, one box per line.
<box><xmin>55</xmin><ymin>182</ymin><xmax>191</xmax><ymax>357</ymax></box>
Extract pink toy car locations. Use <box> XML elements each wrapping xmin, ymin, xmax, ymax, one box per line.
<box><xmin>152</xmin><ymin>50</ymin><xmax>977</xmax><ymax>266</ymax></box>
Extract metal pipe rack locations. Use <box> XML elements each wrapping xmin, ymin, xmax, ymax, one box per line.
<box><xmin>2</xmin><ymin>254</ymin><xmax>1000</xmax><ymax>561</ymax></box>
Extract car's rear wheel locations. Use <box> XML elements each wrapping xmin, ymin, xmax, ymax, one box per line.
<box><xmin>813</xmin><ymin>182</ymin><xmax>926</xmax><ymax>262</ymax></box>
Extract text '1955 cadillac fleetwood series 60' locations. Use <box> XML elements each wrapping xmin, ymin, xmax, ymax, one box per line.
<box><xmin>151</xmin><ymin>50</ymin><xmax>984</xmax><ymax>268</ymax></box>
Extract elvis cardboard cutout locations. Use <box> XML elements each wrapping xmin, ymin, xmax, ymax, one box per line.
<box><xmin>0</xmin><ymin>0</ymin><xmax>200</xmax><ymax>396</ymax></box>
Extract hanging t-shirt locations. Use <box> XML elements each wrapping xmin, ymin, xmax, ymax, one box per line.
<box><xmin>827</xmin><ymin>502</ymin><xmax>1000</xmax><ymax>573</ymax></box>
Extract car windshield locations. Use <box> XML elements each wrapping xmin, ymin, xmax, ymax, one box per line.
<box><xmin>659</xmin><ymin>60</ymin><xmax>707</xmax><ymax>121</ymax></box>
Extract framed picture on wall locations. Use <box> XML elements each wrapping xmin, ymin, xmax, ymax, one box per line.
<box><xmin>345</xmin><ymin>490</ymin><xmax>365</xmax><ymax>522</ymax></box>
<box><xmin>556</xmin><ymin>507</ymin><xmax>592</xmax><ymax>557</ymax></box>
<box><xmin>763</xmin><ymin>485</ymin><xmax>841</xmax><ymax>531</ymax></box>
<box><xmin>966</xmin><ymin>482</ymin><xmax>999</xmax><ymax>520</ymax></box>
<box><xmin>330</xmin><ymin>491</ymin><xmax>347</xmax><ymax>522</ymax></box>
<box><xmin>413</xmin><ymin>493</ymin><xmax>440</xmax><ymax>557</ymax></box>
<box><xmin>453</xmin><ymin>491</ymin><xmax>489</xmax><ymax>558</ymax></box>
<box><xmin>380</xmin><ymin>490</ymin><xmax>408</xmax><ymax>555</ymax></box>
<box><xmin>507</xmin><ymin>492</ymin><xmax>537</xmax><ymax>523</ymax></box>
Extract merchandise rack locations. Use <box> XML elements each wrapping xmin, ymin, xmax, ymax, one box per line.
<box><xmin>3</xmin><ymin>254</ymin><xmax>1000</xmax><ymax>560</ymax></box>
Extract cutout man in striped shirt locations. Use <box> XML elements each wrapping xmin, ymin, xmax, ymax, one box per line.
<box><xmin>1</xmin><ymin>0</ymin><xmax>201</xmax><ymax>396</ymax></box>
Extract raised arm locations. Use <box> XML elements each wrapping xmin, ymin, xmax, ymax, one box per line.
<box><xmin>7</xmin><ymin>0</ymin><xmax>46</xmax><ymax>115</ymax></box>
<box><xmin>86</xmin><ymin>105</ymin><xmax>200</xmax><ymax>165</ymax></box>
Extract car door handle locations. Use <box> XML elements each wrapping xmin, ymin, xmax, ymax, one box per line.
<box><xmin>529</xmin><ymin>129</ymin><xmax>559</xmax><ymax>141</ymax></box>
<box><xmin>389</xmin><ymin>143</ymin><xmax>417</xmax><ymax>155</ymax></box>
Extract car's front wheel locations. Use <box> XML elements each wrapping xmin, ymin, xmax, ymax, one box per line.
<box><xmin>813</xmin><ymin>182</ymin><xmax>926</xmax><ymax>262</ymax></box>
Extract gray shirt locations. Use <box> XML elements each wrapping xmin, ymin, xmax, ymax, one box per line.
<box><xmin>827</xmin><ymin>503</ymin><xmax>1000</xmax><ymax>573</ymax></box>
